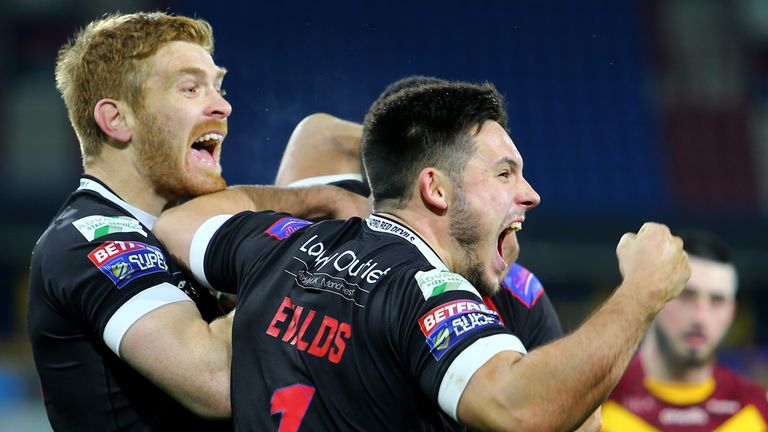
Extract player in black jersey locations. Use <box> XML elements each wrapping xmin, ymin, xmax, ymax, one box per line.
<box><xmin>278</xmin><ymin>120</ymin><xmax>564</xmax><ymax>351</ymax></box>
<box><xmin>29</xmin><ymin>12</ymin><xmax>366</xmax><ymax>431</ymax></box>
<box><xmin>156</xmin><ymin>80</ymin><xmax>691</xmax><ymax>431</ymax></box>
<box><xmin>275</xmin><ymin>76</ymin><xmax>563</xmax><ymax>350</ymax></box>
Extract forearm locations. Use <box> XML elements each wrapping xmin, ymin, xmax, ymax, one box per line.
<box><xmin>460</xmin><ymin>281</ymin><xmax>660</xmax><ymax>431</ymax></box>
<box><xmin>121</xmin><ymin>304</ymin><xmax>235</xmax><ymax>418</ymax></box>
<box><xmin>156</xmin><ymin>185</ymin><xmax>343</xmax><ymax>268</ymax></box>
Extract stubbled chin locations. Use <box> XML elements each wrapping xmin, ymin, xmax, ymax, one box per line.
<box><xmin>183</xmin><ymin>164</ymin><xmax>226</xmax><ymax>196</ymax></box>
<box><xmin>188</xmin><ymin>173</ymin><xmax>226</xmax><ymax>196</ymax></box>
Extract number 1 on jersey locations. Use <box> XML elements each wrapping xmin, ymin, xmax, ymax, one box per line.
<box><xmin>271</xmin><ymin>384</ymin><xmax>316</xmax><ymax>432</ymax></box>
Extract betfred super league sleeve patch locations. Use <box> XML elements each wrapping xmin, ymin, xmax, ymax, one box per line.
<box><xmin>501</xmin><ymin>263</ymin><xmax>544</xmax><ymax>309</ymax></box>
<box><xmin>265</xmin><ymin>217</ymin><xmax>313</xmax><ymax>240</ymax></box>
<box><xmin>88</xmin><ymin>240</ymin><xmax>169</xmax><ymax>288</ymax></box>
<box><xmin>418</xmin><ymin>299</ymin><xmax>503</xmax><ymax>360</ymax></box>
<box><xmin>414</xmin><ymin>269</ymin><xmax>481</xmax><ymax>300</ymax></box>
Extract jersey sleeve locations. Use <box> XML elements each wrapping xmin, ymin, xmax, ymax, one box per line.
<box><xmin>189</xmin><ymin>211</ymin><xmax>313</xmax><ymax>294</ymax></box>
<box><xmin>380</xmin><ymin>267</ymin><xmax>527</xmax><ymax>421</ymax></box>
<box><xmin>496</xmin><ymin>263</ymin><xmax>563</xmax><ymax>349</ymax></box>
<box><xmin>40</xmin><ymin>221</ymin><xmax>191</xmax><ymax>357</ymax></box>
<box><xmin>523</xmin><ymin>291</ymin><xmax>563</xmax><ymax>346</ymax></box>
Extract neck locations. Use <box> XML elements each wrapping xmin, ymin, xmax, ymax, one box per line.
<box><xmin>640</xmin><ymin>337</ymin><xmax>714</xmax><ymax>383</ymax></box>
<box><xmin>378</xmin><ymin>206</ymin><xmax>456</xmax><ymax>271</ymax></box>
<box><xmin>85</xmin><ymin>148</ymin><xmax>176</xmax><ymax>217</ymax></box>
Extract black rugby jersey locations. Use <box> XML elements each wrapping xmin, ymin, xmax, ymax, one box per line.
<box><xmin>28</xmin><ymin>176</ymin><xmax>230</xmax><ymax>431</ymax></box>
<box><xmin>191</xmin><ymin>211</ymin><xmax>527</xmax><ymax>431</ymax></box>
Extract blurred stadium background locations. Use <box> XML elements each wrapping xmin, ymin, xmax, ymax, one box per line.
<box><xmin>2</xmin><ymin>0</ymin><xmax>768</xmax><ymax>429</ymax></box>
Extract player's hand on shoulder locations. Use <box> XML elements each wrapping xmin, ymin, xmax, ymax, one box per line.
<box><xmin>616</xmin><ymin>222</ymin><xmax>691</xmax><ymax>304</ymax></box>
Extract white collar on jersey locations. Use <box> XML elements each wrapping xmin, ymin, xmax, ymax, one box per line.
<box><xmin>77</xmin><ymin>177</ymin><xmax>158</xmax><ymax>229</ymax></box>
<box><xmin>366</xmin><ymin>214</ymin><xmax>447</xmax><ymax>271</ymax></box>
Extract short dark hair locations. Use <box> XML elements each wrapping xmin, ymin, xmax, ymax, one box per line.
<box><xmin>376</xmin><ymin>75</ymin><xmax>446</xmax><ymax>101</ymax></box>
<box><xmin>361</xmin><ymin>80</ymin><xmax>508</xmax><ymax>210</ymax></box>
<box><xmin>678</xmin><ymin>229</ymin><xmax>732</xmax><ymax>263</ymax></box>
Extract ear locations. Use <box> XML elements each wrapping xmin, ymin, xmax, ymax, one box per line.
<box><xmin>417</xmin><ymin>167</ymin><xmax>448</xmax><ymax>211</ymax></box>
<box><xmin>93</xmin><ymin>99</ymin><xmax>132</xmax><ymax>143</ymax></box>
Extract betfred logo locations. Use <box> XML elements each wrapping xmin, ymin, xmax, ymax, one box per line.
<box><xmin>419</xmin><ymin>299</ymin><xmax>502</xmax><ymax>360</ymax></box>
<box><xmin>88</xmin><ymin>240</ymin><xmax>144</xmax><ymax>265</ymax></box>
<box><xmin>88</xmin><ymin>240</ymin><xmax>169</xmax><ymax>288</ymax></box>
<box><xmin>265</xmin><ymin>217</ymin><xmax>312</xmax><ymax>240</ymax></box>
<box><xmin>418</xmin><ymin>300</ymin><xmax>493</xmax><ymax>334</ymax></box>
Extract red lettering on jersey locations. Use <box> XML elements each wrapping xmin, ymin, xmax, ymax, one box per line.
<box><xmin>265</xmin><ymin>296</ymin><xmax>352</xmax><ymax>364</ymax></box>
<box><xmin>267</xmin><ymin>297</ymin><xmax>293</xmax><ymax>337</ymax></box>
<box><xmin>295</xmin><ymin>310</ymin><xmax>315</xmax><ymax>350</ymax></box>
<box><xmin>308</xmin><ymin>316</ymin><xmax>338</xmax><ymax>358</ymax></box>
<box><xmin>328</xmin><ymin>323</ymin><xmax>352</xmax><ymax>364</ymax></box>
<box><xmin>282</xmin><ymin>306</ymin><xmax>304</xmax><ymax>342</ymax></box>
<box><xmin>88</xmin><ymin>240</ymin><xmax>143</xmax><ymax>265</ymax></box>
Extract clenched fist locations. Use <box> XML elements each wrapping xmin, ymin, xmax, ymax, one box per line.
<box><xmin>616</xmin><ymin>222</ymin><xmax>691</xmax><ymax>307</ymax></box>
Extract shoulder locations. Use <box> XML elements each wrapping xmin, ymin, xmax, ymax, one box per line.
<box><xmin>499</xmin><ymin>263</ymin><xmax>545</xmax><ymax>309</ymax></box>
<box><xmin>714</xmin><ymin>363</ymin><xmax>768</xmax><ymax>403</ymax></box>
<box><xmin>34</xmin><ymin>195</ymin><xmax>145</xmax><ymax>262</ymax></box>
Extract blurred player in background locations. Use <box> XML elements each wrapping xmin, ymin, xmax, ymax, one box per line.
<box><xmin>602</xmin><ymin>230</ymin><xmax>768</xmax><ymax>431</ymax></box>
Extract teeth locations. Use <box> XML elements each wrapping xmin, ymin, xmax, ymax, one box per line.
<box><xmin>508</xmin><ymin>222</ymin><xmax>522</xmax><ymax>232</ymax></box>
<box><xmin>193</xmin><ymin>133</ymin><xmax>223</xmax><ymax>144</ymax></box>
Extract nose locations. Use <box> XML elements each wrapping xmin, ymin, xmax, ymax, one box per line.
<box><xmin>207</xmin><ymin>89</ymin><xmax>232</xmax><ymax>119</ymax></box>
<box><xmin>692</xmin><ymin>298</ymin><xmax>710</xmax><ymax>321</ymax></box>
<box><xmin>517</xmin><ymin>177</ymin><xmax>540</xmax><ymax>210</ymax></box>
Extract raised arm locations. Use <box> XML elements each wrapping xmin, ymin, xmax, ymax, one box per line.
<box><xmin>155</xmin><ymin>184</ymin><xmax>369</xmax><ymax>269</ymax></box>
<box><xmin>274</xmin><ymin>113</ymin><xmax>363</xmax><ymax>186</ymax></box>
<box><xmin>457</xmin><ymin>223</ymin><xmax>690</xmax><ymax>432</ymax></box>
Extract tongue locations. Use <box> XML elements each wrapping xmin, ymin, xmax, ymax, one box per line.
<box><xmin>191</xmin><ymin>147</ymin><xmax>217</xmax><ymax>167</ymax></box>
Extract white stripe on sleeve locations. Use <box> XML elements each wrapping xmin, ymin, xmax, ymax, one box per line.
<box><xmin>189</xmin><ymin>214</ymin><xmax>233</xmax><ymax>290</ymax></box>
<box><xmin>286</xmin><ymin>173</ymin><xmax>363</xmax><ymax>187</ymax></box>
<box><xmin>437</xmin><ymin>333</ymin><xmax>527</xmax><ymax>421</ymax></box>
<box><xmin>103</xmin><ymin>282</ymin><xmax>192</xmax><ymax>357</ymax></box>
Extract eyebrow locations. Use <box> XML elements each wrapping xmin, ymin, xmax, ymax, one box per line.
<box><xmin>174</xmin><ymin>66</ymin><xmax>228</xmax><ymax>81</ymax></box>
<box><xmin>495</xmin><ymin>156</ymin><xmax>519</xmax><ymax>170</ymax></box>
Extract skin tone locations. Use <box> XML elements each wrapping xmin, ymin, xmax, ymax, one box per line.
<box><xmin>274</xmin><ymin>113</ymin><xmax>364</xmax><ymax>186</ymax></box>
<box><xmin>91</xmin><ymin>40</ymin><xmax>231</xmax><ymax>216</ymax></box>
<box><xmin>641</xmin><ymin>255</ymin><xmax>737</xmax><ymax>382</ymax></box>
<box><xmin>381</xmin><ymin>121</ymin><xmax>539</xmax><ymax>297</ymax></box>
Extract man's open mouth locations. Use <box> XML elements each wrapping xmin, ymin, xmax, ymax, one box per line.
<box><xmin>191</xmin><ymin>133</ymin><xmax>223</xmax><ymax>166</ymax></box>
<box><xmin>497</xmin><ymin>222</ymin><xmax>522</xmax><ymax>261</ymax></box>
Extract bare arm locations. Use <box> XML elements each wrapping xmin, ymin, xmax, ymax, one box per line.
<box><xmin>155</xmin><ymin>184</ymin><xmax>369</xmax><ymax>269</ymax></box>
<box><xmin>274</xmin><ymin>113</ymin><xmax>363</xmax><ymax>186</ymax></box>
<box><xmin>120</xmin><ymin>303</ymin><xmax>235</xmax><ymax>418</ymax></box>
<box><xmin>457</xmin><ymin>223</ymin><xmax>690</xmax><ymax>432</ymax></box>
<box><xmin>574</xmin><ymin>407</ymin><xmax>602</xmax><ymax>432</ymax></box>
